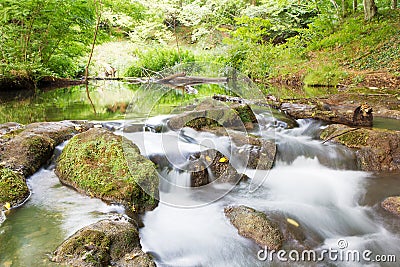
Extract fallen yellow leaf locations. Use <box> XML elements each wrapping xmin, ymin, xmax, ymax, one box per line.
<box><xmin>286</xmin><ymin>218</ymin><xmax>299</xmax><ymax>227</ymax></box>
<box><xmin>205</xmin><ymin>155</ymin><xmax>212</xmax><ymax>162</ymax></box>
<box><xmin>219</xmin><ymin>157</ymin><xmax>228</xmax><ymax>163</ymax></box>
<box><xmin>4</xmin><ymin>202</ymin><xmax>11</xmax><ymax>210</ymax></box>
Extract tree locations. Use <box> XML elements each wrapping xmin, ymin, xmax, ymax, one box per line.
<box><xmin>0</xmin><ymin>0</ymin><xmax>95</xmax><ymax>79</ymax></box>
<box><xmin>392</xmin><ymin>0</ymin><xmax>398</xmax><ymax>9</ymax></box>
<box><xmin>363</xmin><ymin>0</ymin><xmax>377</xmax><ymax>20</ymax></box>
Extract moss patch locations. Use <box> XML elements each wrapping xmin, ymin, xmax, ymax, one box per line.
<box><xmin>169</xmin><ymin>98</ymin><xmax>257</xmax><ymax>131</ymax></box>
<box><xmin>55</xmin><ymin>128</ymin><xmax>159</xmax><ymax>213</ymax></box>
<box><xmin>0</xmin><ymin>166</ymin><xmax>29</xmax><ymax>209</ymax></box>
<box><xmin>52</xmin><ymin>219</ymin><xmax>152</xmax><ymax>267</ymax></box>
<box><xmin>337</xmin><ymin>130</ymin><xmax>369</xmax><ymax>148</ymax></box>
<box><xmin>320</xmin><ymin>124</ymin><xmax>400</xmax><ymax>171</ymax></box>
<box><xmin>54</xmin><ymin>229</ymin><xmax>111</xmax><ymax>266</ymax></box>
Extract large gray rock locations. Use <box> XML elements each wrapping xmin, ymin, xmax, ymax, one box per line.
<box><xmin>224</xmin><ymin>205</ymin><xmax>283</xmax><ymax>250</ymax></box>
<box><xmin>168</xmin><ymin>98</ymin><xmax>257</xmax><ymax>131</ymax></box>
<box><xmin>0</xmin><ymin>121</ymin><xmax>90</xmax><ymax>176</ymax></box>
<box><xmin>320</xmin><ymin>124</ymin><xmax>400</xmax><ymax>171</ymax></box>
<box><xmin>55</xmin><ymin>128</ymin><xmax>159</xmax><ymax>213</ymax></box>
<box><xmin>52</xmin><ymin>219</ymin><xmax>155</xmax><ymax>267</ymax></box>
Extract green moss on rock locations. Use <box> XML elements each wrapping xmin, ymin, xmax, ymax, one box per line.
<box><xmin>0</xmin><ymin>166</ymin><xmax>29</xmax><ymax>209</ymax></box>
<box><xmin>168</xmin><ymin>98</ymin><xmax>257</xmax><ymax>131</ymax></box>
<box><xmin>337</xmin><ymin>130</ymin><xmax>369</xmax><ymax>148</ymax></box>
<box><xmin>55</xmin><ymin>128</ymin><xmax>159</xmax><ymax>213</ymax></box>
<box><xmin>52</xmin><ymin>219</ymin><xmax>155</xmax><ymax>267</ymax></box>
<box><xmin>320</xmin><ymin>124</ymin><xmax>400</xmax><ymax>171</ymax></box>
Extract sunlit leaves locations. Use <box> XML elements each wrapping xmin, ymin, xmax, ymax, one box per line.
<box><xmin>0</xmin><ymin>0</ymin><xmax>95</xmax><ymax>78</ymax></box>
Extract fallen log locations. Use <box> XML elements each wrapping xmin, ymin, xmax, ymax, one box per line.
<box><xmin>212</xmin><ymin>94</ymin><xmax>373</xmax><ymax>127</ymax></box>
<box><xmin>156</xmin><ymin>72</ymin><xmax>228</xmax><ymax>87</ymax></box>
<box><xmin>280</xmin><ymin>101</ymin><xmax>373</xmax><ymax>127</ymax></box>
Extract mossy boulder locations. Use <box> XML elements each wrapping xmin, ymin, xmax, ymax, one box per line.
<box><xmin>0</xmin><ymin>121</ymin><xmax>92</xmax><ymax>211</ymax></box>
<box><xmin>55</xmin><ymin>128</ymin><xmax>159</xmax><ymax>213</ymax></box>
<box><xmin>0</xmin><ymin>121</ymin><xmax>89</xmax><ymax>176</ymax></box>
<box><xmin>0</xmin><ymin>166</ymin><xmax>29</xmax><ymax>211</ymax></box>
<box><xmin>1</xmin><ymin>133</ymin><xmax>55</xmax><ymax>176</ymax></box>
<box><xmin>225</xmin><ymin>206</ymin><xmax>283</xmax><ymax>250</ymax></box>
<box><xmin>52</xmin><ymin>219</ymin><xmax>155</xmax><ymax>267</ymax></box>
<box><xmin>381</xmin><ymin>196</ymin><xmax>400</xmax><ymax>217</ymax></box>
<box><xmin>168</xmin><ymin>98</ymin><xmax>257</xmax><ymax>131</ymax></box>
<box><xmin>320</xmin><ymin>124</ymin><xmax>400</xmax><ymax>171</ymax></box>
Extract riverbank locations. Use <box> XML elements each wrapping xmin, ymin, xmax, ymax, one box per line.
<box><xmin>0</xmin><ymin>76</ymin><xmax>85</xmax><ymax>93</ymax></box>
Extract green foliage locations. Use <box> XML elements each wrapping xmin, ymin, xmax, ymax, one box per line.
<box><xmin>220</xmin><ymin>1</ymin><xmax>320</xmax><ymax>80</ymax></box>
<box><xmin>125</xmin><ymin>47</ymin><xmax>195</xmax><ymax>77</ymax></box>
<box><xmin>1</xmin><ymin>0</ymin><xmax>399</xmax><ymax>86</ymax></box>
<box><xmin>304</xmin><ymin>64</ymin><xmax>348</xmax><ymax>86</ymax></box>
<box><xmin>0</xmin><ymin>0</ymin><xmax>95</xmax><ymax>79</ymax></box>
<box><xmin>232</xmin><ymin>16</ymin><xmax>272</xmax><ymax>43</ymax></box>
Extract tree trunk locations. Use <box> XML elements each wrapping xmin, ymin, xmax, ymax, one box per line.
<box><xmin>342</xmin><ymin>0</ymin><xmax>347</xmax><ymax>17</ymax></box>
<box><xmin>392</xmin><ymin>0</ymin><xmax>398</xmax><ymax>9</ymax></box>
<box><xmin>353</xmin><ymin>0</ymin><xmax>357</xmax><ymax>11</ymax></box>
<box><xmin>363</xmin><ymin>0</ymin><xmax>377</xmax><ymax>20</ymax></box>
<box><xmin>330</xmin><ymin>0</ymin><xmax>340</xmax><ymax>17</ymax></box>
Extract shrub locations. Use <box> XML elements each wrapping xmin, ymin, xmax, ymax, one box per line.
<box><xmin>125</xmin><ymin>47</ymin><xmax>195</xmax><ymax>77</ymax></box>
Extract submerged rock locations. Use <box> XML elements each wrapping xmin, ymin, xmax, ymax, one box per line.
<box><xmin>320</xmin><ymin>124</ymin><xmax>400</xmax><ymax>171</ymax></box>
<box><xmin>55</xmin><ymin>128</ymin><xmax>159</xmax><ymax>213</ymax></box>
<box><xmin>168</xmin><ymin>98</ymin><xmax>257</xmax><ymax>131</ymax></box>
<box><xmin>381</xmin><ymin>196</ymin><xmax>400</xmax><ymax>217</ymax></box>
<box><xmin>52</xmin><ymin>219</ymin><xmax>155</xmax><ymax>267</ymax></box>
<box><xmin>0</xmin><ymin>166</ymin><xmax>29</xmax><ymax>211</ymax></box>
<box><xmin>224</xmin><ymin>205</ymin><xmax>283</xmax><ymax>250</ymax></box>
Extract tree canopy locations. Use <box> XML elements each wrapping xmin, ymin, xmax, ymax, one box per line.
<box><xmin>0</xmin><ymin>0</ymin><xmax>398</xmax><ymax>81</ymax></box>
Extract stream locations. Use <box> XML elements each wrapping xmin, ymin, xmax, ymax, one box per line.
<box><xmin>0</xmin><ymin>78</ymin><xmax>399</xmax><ymax>266</ymax></box>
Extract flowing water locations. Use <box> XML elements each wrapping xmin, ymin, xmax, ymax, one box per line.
<box><xmin>0</xmin><ymin>79</ymin><xmax>399</xmax><ymax>266</ymax></box>
<box><xmin>132</xmin><ymin>118</ymin><xmax>400</xmax><ymax>267</ymax></box>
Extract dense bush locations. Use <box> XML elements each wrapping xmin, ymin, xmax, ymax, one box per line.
<box><xmin>125</xmin><ymin>48</ymin><xmax>195</xmax><ymax>77</ymax></box>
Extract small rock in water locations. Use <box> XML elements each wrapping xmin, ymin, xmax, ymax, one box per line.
<box><xmin>381</xmin><ymin>196</ymin><xmax>400</xmax><ymax>217</ymax></box>
<box><xmin>187</xmin><ymin>149</ymin><xmax>248</xmax><ymax>187</ymax></box>
<box><xmin>224</xmin><ymin>205</ymin><xmax>283</xmax><ymax>250</ymax></box>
